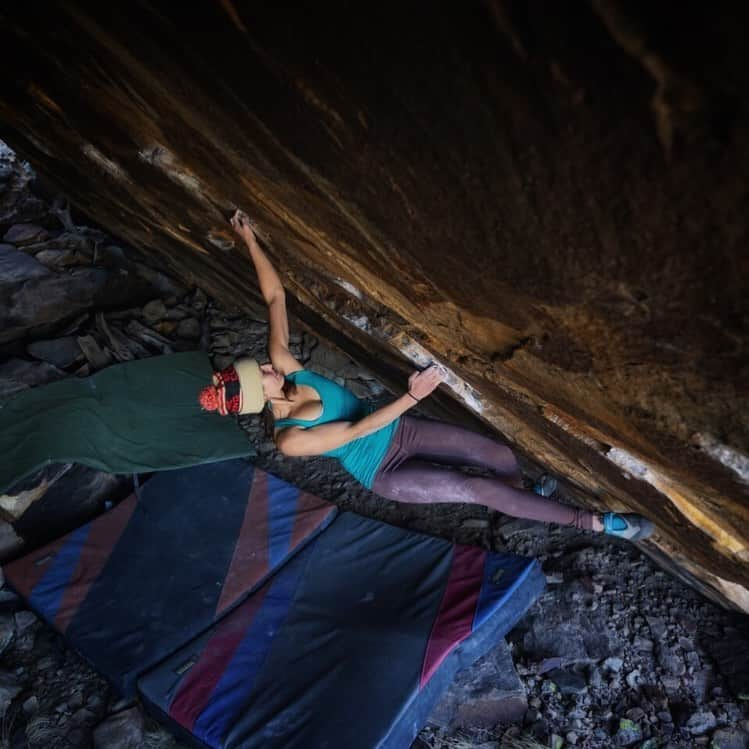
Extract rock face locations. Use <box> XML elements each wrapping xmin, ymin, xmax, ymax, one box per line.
<box><xmin>428</xmin><ymin>639</ymin><xmax>528</xmax><ymax>729</ymax></box>
<box><xmin>0</xmin><ymin>4</ymin><xmax>746</xmax><ymax>609</ymax></box>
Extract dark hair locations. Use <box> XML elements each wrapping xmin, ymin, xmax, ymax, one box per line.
<box><xmin>261</xmin><ymin>378</ymin><xmax>298</xmax><ymax>439</ymax></box>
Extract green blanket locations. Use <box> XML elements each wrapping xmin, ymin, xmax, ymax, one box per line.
<box><xmin>0</xmin><ymin>352</ymin><xmax>253</xmax><ymax>493</ymax></box>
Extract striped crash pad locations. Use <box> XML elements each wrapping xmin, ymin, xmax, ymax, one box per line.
<box><xmin>138</xmin><ymin>511</ymin><xmax>545</xmax><ymax>749</ymax></box>
<box><xmin>3</xmin><ymin>459</ymin><xmax>336</xmax><ymax>695</ymax></box>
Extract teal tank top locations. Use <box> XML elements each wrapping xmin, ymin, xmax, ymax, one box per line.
<box><xmin>274</xmin><ymin>369</ymin><xmax>398</xmax><ymax>489</ymax></box>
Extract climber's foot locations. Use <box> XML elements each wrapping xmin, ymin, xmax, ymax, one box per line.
<box><xmin>602</xmin><ymin>512</ymin><xmax>654</xmax><ymax>542</ymax></box>
<box><xmin>532</xmin><ymin>474</ymin><xmax>558</xmax><ymax>498</ymax></box>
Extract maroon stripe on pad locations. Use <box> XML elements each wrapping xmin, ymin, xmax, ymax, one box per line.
<box><xmin>4</xmin><ymin>535</ymin><xmax>70</xmax><ymax>600</ymax></box>
<box><xmin>54</xmin><ymin>495</ymin><xmax>137</xmax><ymax>633</ymax></box>
<box><xmin>419</xmin><ymin>545</ymin><xmax>486</xmax><ymax>688</ymax></box>
<box><xmin>289</xmin><ymin>491</ymin><xmax>335</xmax><ymax>550</ymax></box>
<box><xmin>215</xmin><ymin>470</ymin><xmax>270</xmax><ymax>615</ymax></box>
<box><xmin>170</xmin><ymin>581</ymin><xmax>270</xmax><ymax>730</ymax></box>
<box><xmin>4</xmin><ymin>493</ymin><xmax>138</xmax><ymax>601</ymax></box>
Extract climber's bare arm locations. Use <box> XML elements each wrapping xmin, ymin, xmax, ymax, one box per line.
<box><xmin>276</xmin><ymin>366</ymin><xmax>444</xmax><ymax>456</ymax></box>
<box><xmin>231</xmin><ymin>210</ymin><xmax>302</xmax><ymax>375</ymax></box>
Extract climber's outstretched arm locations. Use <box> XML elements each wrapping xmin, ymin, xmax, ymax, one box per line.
<box><xmin>230</xmin><ymin>210</ymin><xmax>302</xmax><ymax>374</ymax></box>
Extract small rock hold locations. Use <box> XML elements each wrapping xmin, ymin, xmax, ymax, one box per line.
<box><xmin>0</xmin><ymin>243</ymin><xmax>51</xmax><ymax>282</ymax></box>
<box><xmin>22</xmin><ymin>696</ymin><xmax>39</xmax><ymax>714</ymax></box>
<box><xmin>626</xmin><ymin>669</ymin><xmax>642</xmax><ymax>689</ymax></box>
<box><xmin>0</xmin><ymin>669</ymin><xmax>22</xmax><ymax>717</ymax></box>
<box><xmin>164</xmin><ymin>304</ymin><xmax>190</xmax><ymax>321</ymax></box>
<box><xmin>153</xmin><ymin>320</ymin><xmax>178</xmax><ymax>336</ymax></box>
<box><xmin>69</xmin><ymin>691</ymin><xmax>85</xmax><ymax>709</ymax></box>
<box><xmin>604</xmin><ymin>657</ymin><xmax>624</xmax><ymax>673</ymax></box>
<box><xmin>541</xmin><ymin>680</ymin><xmax>558</xmax><ymax>696</ymax></box>
<box><xmin>626</xmin><ymin>707</ymin><xmax>645</xmax><ymax>722</ymax></box>
<box><xmin>176</xmin><ymin>317</ymin><xmax>201</xmax><ymax>339</ymax></box>
<box><xmin>191</xmin><ymin>288</ymin><xmax>208</xmax><ymax>312</ymax></box>
<box><xmin>77</xmin><ymin>335</ymin><xmax>113</xmax><ymax>369</ymax></box>
<box><xmin>213</xmin><ymin>354</ymin><xmax>235</xmax><ymax>370</ymax></box>
<box><xmin>34</xmin><ymin>248</ymin><xmax>89</xmax><ymax>268</ymax></box>
<box><xmin>685</xmin><ymin>710</ymin><xmax>716</xmax><ymax>736</ymax></box>
<box><xmin>26</xmin><ymin>336</ymin><xmax>83</xmax><ymax>369</ymax></box>
<box><xmin>14</xmin><ymin>610</ymin><xmax>37</xmax><ymax>635</ymax></box>
<box><xmin>548</xmin><ymin>668</ymin><xmax>588</xmax><ymax>695</ymax></box>
<box><xmin>661</xmin><ymin>674</ymin><xmax>682</xmax><ymax>696</ymax></box>
<box><xmin>3</xmin><ymin>223</ymin><xmax>48</xmax><ymax>246</ymax></box>
<box><xmin>615</xmin><ymin>718</ymin><xmax>642</xmax><ymax>746</ymax></box>
<box><xmin>71</xmin><ymin>707</ymin><xmax>97</xmax><ymax>726</ymax></box>
<box><xmin>460</xmin><ymin>518</ymin><xmax>489</xmax><ymax>530</ymax></box>
<box><xmin>87</xmin><ymin>694</ymin><xmax>105</xmax><ymax>710</ymax></box>
<box><xmin>0</xmin><ymin>614</ymin><xmax>14</xmax><ymax>655</ymax></box>
<box><xmin>93</xmin><ymin>706</ymin><xmax>144</xmax><ymax>749</ymax></box>
<box><xmin>37</xmin><ymin>655</ymin><xmax>56</xmax><ymax>671</ymax></box>
<box><xmin>709</xmin><ymin>727</ymin><xmax>749</xmax><ymax>749</ymax></box>
<box><xmin>589</xmin><ymin>666</ymin><xmax>604</xmax><ymax>689</ymax></box>
<box><xmin>142</xmin><ymin>299</ymin><xmax>167</xmax><ymax>324</ymax></box>
<box><xmin>659</xmin><ymin>646</ymin><xmax>686</xmax><ymax>676</ymax></box>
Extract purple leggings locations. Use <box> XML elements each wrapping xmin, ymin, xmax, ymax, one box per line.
<box><xmin>371</xmin><ymin>416</ymin><xmax>594</xmax><ymax>530</ymax></box>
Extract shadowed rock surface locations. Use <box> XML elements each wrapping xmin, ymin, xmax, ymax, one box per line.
<box><xmin>0</xmin><ymin>145</ymin><xmax>747</xmax><ymax>747</ymax></box>
<box><xmin>0</xmin><ymin>2</ymin><xmax>746</xmax><ymax>610</ymax></box>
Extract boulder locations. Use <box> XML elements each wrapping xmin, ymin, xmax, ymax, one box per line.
<box><xmin>2</xmin><ymin>223</ymin><xmax>48</xmax><ymax>246</ymax></box>
<box><xmin>1</xmin><ymin>3</ymin><xmax>748</xmax><ymax>611</ymax></box>
<box><xmin>710</xmin><ymin>728</ymin><xmax>749</xmax><ymax>749</ymax></box>
<box><xmin>0</xmin><ymin>614</ymin><xmax>14</xmax><ymax>657</ymax></box>
<box><xmin>0</xmin><ymin>268</ymin><xmax>107</xmax><ymax>343</ymax></box>
<box><xmin>34</xmin><ymin>248</ymin><xmax>90</xmax><ymax>268</ymax></box>
<box><xmin>142</xmin><ymin>298</ymin><xmax>167</xmax><ymax>323</ymax></box>
<box><xmin>0</xmin><ymin>669</ymin><xmax>22</xmax><ymax>719</ymax></box>
<box><xmin>547</xmin><ymin>667</ymin><xmax>588</xmax><ymax>695</ymax></box>
<box><xmin>614</xmin><ymin>718</ymin><xmax>642</xmax><ymax>746</ymax></box>
<box><xmin>706</xmin><ymin>628</ymin><xmax>749</xmax><ymax>700</ymax></box>
<box><xmin>0</xmin><ymin>358</ymin><xmax>66</xmax><ymax>398</ymax></box>
<box><xmin>0</xmin><ymin>521</ymin><xmax>23</xmax><ymax>561</ymax></box>
<box><xmin>93</xmin><ymin>706</ymin><xmax>144</xmax><ymax>749</ymax></box>
<box><xmin>685</xmin><ymin>710</ymin><xmax>717</xmax><ymax>735</ymax></box>
<box><xmin>0</xmin><ymin>464</ymin><xmax>74</xmax><ymax>522</ymax></box>
<box><xmin>0</xmin><ymin>243</ymin><xmax>50</xmax><ymax>282</ymax></box>
<box><xmin>77</xmin><ymin>334</ymin><xmax>113</xmax><ymax>369</ymax></box>
<box><xmin>427</xmin><ymin>639</ymin><xmax>527</xmax><ymax>729</ymax></box>
<box><xmin>176</xmin><ymin>316</ymin><xmax>201</xmax><ymax>339</ymax></box>
<box><xmin>26</xmin><ymin>336</ymin><xmax>83</xmax><ymax>369</ymax></box>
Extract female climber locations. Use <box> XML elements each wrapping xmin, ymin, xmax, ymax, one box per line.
<box><xmin>198</xmin><ymin>210</ymin><xmax>654</xmax><ymax>541</ymax></box>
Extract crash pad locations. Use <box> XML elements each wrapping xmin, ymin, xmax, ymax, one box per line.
<box><xmin>138</xmin><ymin>511</ymin><xmax>545</xmax><ymax>749</ymax></box>
<box><xmin>4</xmin><ymin>459</ymin><xmax>336</xmax><ymax>695</ymax></box>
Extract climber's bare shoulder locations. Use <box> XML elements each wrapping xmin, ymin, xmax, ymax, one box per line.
<box><xmin>270</xmin><ymin>346</ymin><xmax>303</xmax><ymax>377</ymax></box>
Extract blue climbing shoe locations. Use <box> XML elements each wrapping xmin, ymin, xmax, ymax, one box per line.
<box><xmin>602</xmin><ymin>512</ymin><xmax>654</xmax><ymax>541</ymax></box>
<box><xmin>532</xmin><ymin>474</ymin><xmax>558</xmax><ymax>498</ymax></box>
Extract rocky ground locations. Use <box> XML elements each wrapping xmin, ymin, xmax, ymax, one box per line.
<box><xmin>0</xmin><ymin>141</ymin><xmax>748</xmax><ymax>749</ymax></box>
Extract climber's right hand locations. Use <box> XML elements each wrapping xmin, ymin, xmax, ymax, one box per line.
<box><xmin>230</xmin><ymin>209</ymin><xmax>258</xmax><ymax>245</ymax></box>
<box><xmin>408</xmin><ymin>364</ymin><xmax>445</xmax><ymax>401</ymax></box>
